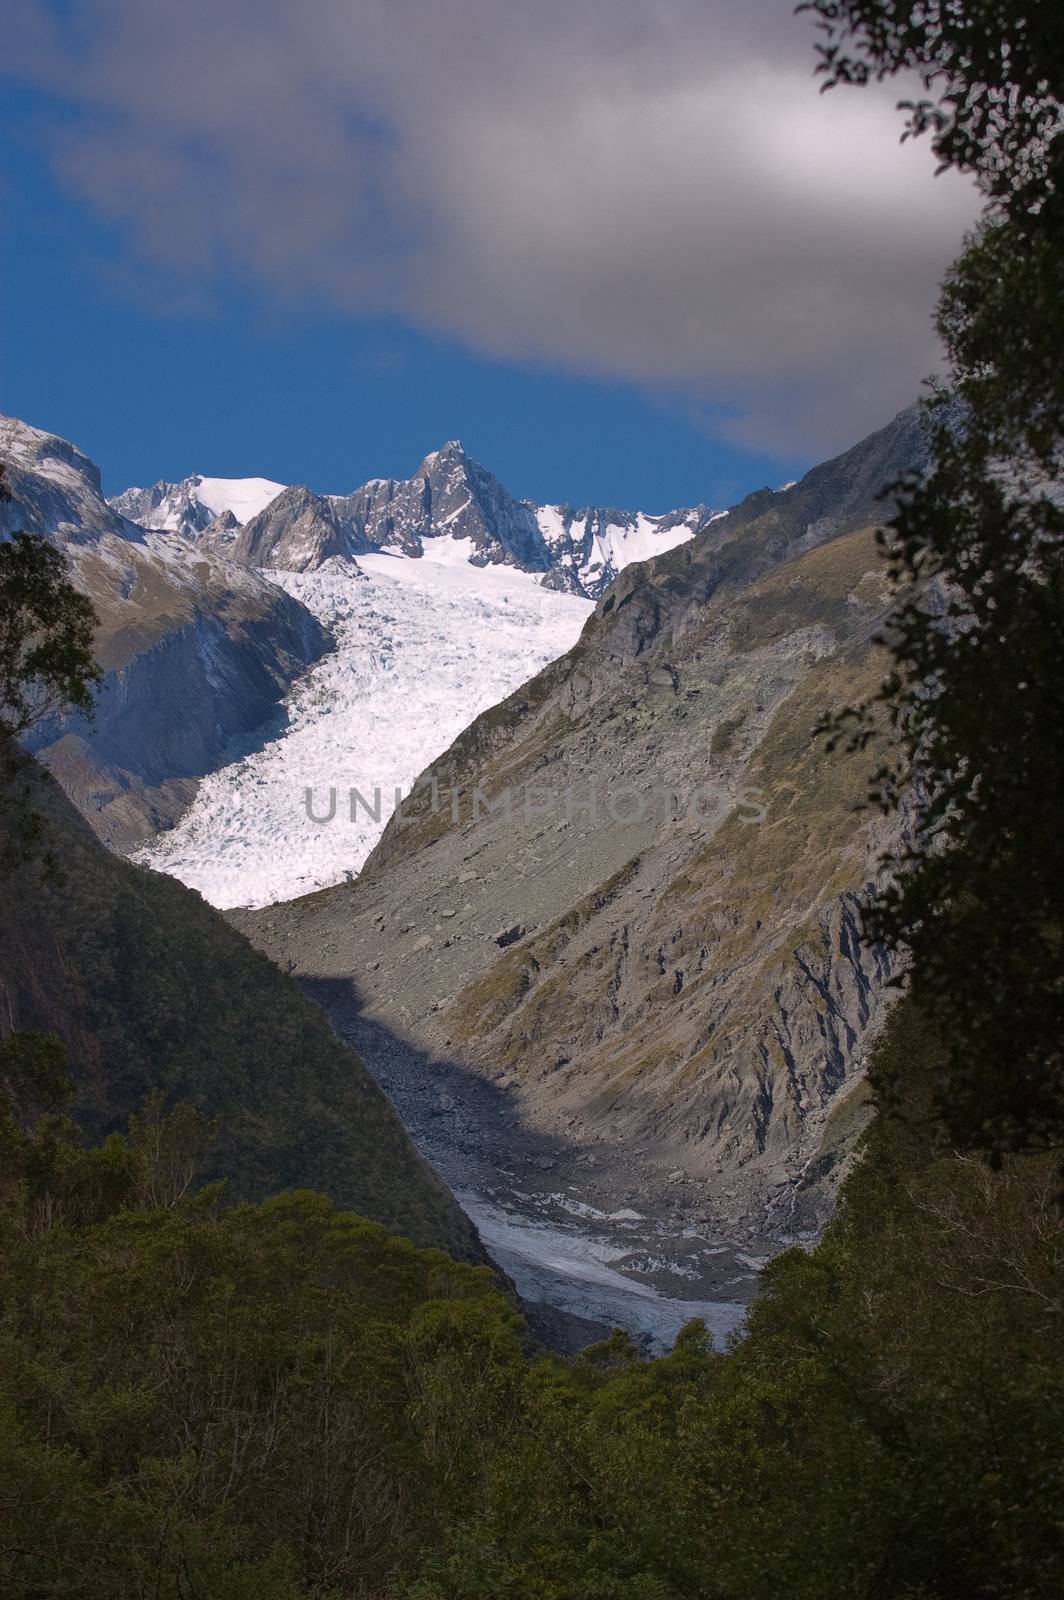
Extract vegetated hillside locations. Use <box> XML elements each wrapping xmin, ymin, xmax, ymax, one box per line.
<box><xmin>0</xmin><ymin>416</ymin><xmax>331</xmax><ymax>851</ymax></box>
<box><xmin>0</xmin><ymin>758</ymin><xmax>480</xmax><ymax>1260</ymax></box>
<box><xmin>3</xmin><ymin>992</ymin><xmax>1060</xmax><ymax>1599</ymax></box>
<box><xmin>234</xmin><ymin>406</ymin><xmax>929</xmax><ymax>1240</ymax></box>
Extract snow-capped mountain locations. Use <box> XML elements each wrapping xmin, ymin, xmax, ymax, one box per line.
<box><xmin>111</xmin><ymin>441</ymin><xmax>716</xmax><ymax>597</ymax></box>
<box><xmin>0</xmin><ymin>415</ymin><xmax>329</xmax><ymax>850</ymax></box>
<box><xmin>535</xmin><ymin>502</ymin><xmax>715</xmax><ymax>596</ymax></box>
<box><xmin>109</xmin><ymin>473</ymin><xmax>285</xmax><ymax>543</ymax></box>
<box><xmin>1</xmin><ymin>412</ymin><xmax>136</xmax><ymax>546</ymax></box>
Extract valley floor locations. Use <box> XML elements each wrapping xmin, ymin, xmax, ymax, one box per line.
<box><xmin>326</xmin><ymin>1000</ymin><xmax>762</xmax><ymax>1352</ymax></box>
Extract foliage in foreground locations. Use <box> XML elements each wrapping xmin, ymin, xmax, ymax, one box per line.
<box><xmin>0</xmin><ymin>1069</ymin><xmax>522</xmax><ymax>1599</ymax></box>
<box><xmin>2</xmin><ymin>1002</ymin><xmax>1062</xmax><ymax>1599</ymax></box>
<box><xmin>0</xmin><ymin>464</ymin><xmax>100</xmax><ymax>744</ymax></box>
<box><xmin>0</xmin><ymin>463</ymin><xmax>100</xmax><ymax>871</ymax></box>
<box><xmin>809</xmin><ymin>0</ymin><xmax>1064</xmax><ymax>1155</ymax></box>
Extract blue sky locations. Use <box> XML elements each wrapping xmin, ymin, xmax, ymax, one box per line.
<box><xmin>0</xmin><ymin>135</ymin><xmax>805</xmax><ymax>509</ymax></box>
<box><xmin>1</xmin><ymin>1</ymin><xmax>977</xmax><ymax>510</ymax></box>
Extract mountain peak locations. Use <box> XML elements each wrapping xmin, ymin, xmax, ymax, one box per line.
<box><xmin>419</xmin><ymin>439</ymin><xmax>468</xmax><ymax>475</ymax></box>
<box><xmin>109</xmin><ymin>472</ymin><xmax>285</xmax><ymax>538</ymax></box>
<box><xmin>108</xmin><ymin>434</ymin><xmax>713</xmax><ymax>597</ymax></box>
<box><xmin>0</xmin><ymin>413</ymin><xmax>104</xmax><ymax>496</ymax></box>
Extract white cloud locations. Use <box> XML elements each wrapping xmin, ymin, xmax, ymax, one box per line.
<box><xmin>5</xmin><ymin>0</ymin><xmax>980</xmax><ymax>455</ymax></box>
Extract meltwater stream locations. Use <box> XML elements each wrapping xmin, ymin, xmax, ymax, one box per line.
<box><xmin>333</xmin><ymin>1012</ymin><xmax>765</xmax><ymax>1353</ymax></box>
<box><xmin>460</xmin><ymin>1192</ymin><xmax>749</xmax><ymax>1350</ymax></box>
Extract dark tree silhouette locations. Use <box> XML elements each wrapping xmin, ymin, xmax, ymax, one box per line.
<box><xmin>0</xmin><ymin>466</ymin><xmax>100</xmax><ymax>742</ymax></box>
<box><xmin>806</xmin><ymin>2</ymin><xmax>1064</xmax><ymax>1155</ymax></box>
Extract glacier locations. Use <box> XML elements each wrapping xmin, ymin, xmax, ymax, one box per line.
<box><xmin>134</xmin><ymin>544</ymin><xmax>593</xmax><ymax>907</ymax></box>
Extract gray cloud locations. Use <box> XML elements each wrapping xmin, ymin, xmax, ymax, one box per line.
<box><xmin>6</xmin><ymin>0</ymin><xmax>980</xmax><ymax>455</ymax></box>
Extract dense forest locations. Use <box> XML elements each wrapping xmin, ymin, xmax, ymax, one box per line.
<box><xmin>2</xmin><ymin>2</ymin><xmax>1063</xmax><ymax>1595</ymax></box>
<box><xmin>1</xmin><ymin>1001</ymin><xmax>1060</xmax><ymax>1597</ymax></box>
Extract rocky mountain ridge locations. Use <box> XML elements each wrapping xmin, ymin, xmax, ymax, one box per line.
<box><xmin>112</xmin><ymin>439</ymin><xmax>715</xmax><ymax>597</ymax></box>
<box><xmin>109</xmin><ymin>471</ymin><xmax>285</xmax><ymax>542</ymax></box>
<box><xmin>0</xmin><ymin>416</ymin><xmax>330</xmax><ymax>850</ymax></box>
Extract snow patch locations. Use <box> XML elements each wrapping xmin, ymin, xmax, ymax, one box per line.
<box><xmin>189</xmin><ymin>475</ymin><xmax>285</xmax><ymax>523</ymax></box>
<box><xmin>534</xmin><ymin>503</ymin><xmax>705</xmax><ymax>593</ymax></box>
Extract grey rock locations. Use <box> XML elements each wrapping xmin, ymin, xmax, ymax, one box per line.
<box><xmin>114</xmin><ymin>436</ymin><xmax>718</xmax><ymax>599</ymax></box>
<box><xmin>232</xmin><ymin>405</ymin><xmax>929</xmax><ymax>1243</ymax></box>
<box><xmin>235</xmin><ymin>484</ymin><xmax>369</xmax><ymax>571</ymax></box>
<box><xmin>0</xmin><ymin>415</ymin><xmax>331</xmax><ymax>851</ymax></box>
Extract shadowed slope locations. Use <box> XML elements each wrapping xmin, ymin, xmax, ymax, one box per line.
<box><xmin>0</xmin><ymin>758</ymin><xmax>481</xmax><ymax>1260</ymax></box>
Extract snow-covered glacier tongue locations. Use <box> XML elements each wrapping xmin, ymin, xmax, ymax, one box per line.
<box><xmin>134</xmin><ymin>546</ymin><xmax>593</xmax><ymax>908</ymax></box>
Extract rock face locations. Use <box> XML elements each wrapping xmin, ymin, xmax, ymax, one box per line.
<box><xmin>233</xmin><ymin>483</ymin><xmax>371</xmax><ymax>570</ymax></box>
<box><xmin>536</xmin><ymin>502</ymin><xmax>714</xmax><ymax>596</ymax></box>
<box><xmin>0</xmin><ymin>416</ymin><xmax>331</xmax><ymax>850</ymax></box>
<box><xmin>326</xmin><ymin>441</ymin><xmax>551</xmax><ymax>570</ymax></box>
<box><xmin>233</xmin><ymin>405</ymin><xmax>929</xmax><ymax>1240</ymax></box>
<box><xmin>115</xmin><ymin>439</ymin><xmax>714</xmax><ymax>599</ymax></box>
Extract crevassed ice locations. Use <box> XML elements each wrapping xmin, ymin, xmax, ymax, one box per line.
<box><xmin>134</xmin><ymin>551</ymin><xmax>593</xmax><ymax>908</ymax></box>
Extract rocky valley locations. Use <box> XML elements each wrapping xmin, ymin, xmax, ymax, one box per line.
<box><xmin>2</xmin><ymin>9</ymin><xmax>1055</xmax><ymax>1589</ymax></box>
<box><xmin>224</xmin><ymin>405</ymin><xmax>929</xmax><ymax>1330</ymax></box>
<box><xmin>2</xmin><ymin>400</ymin><xmax>926</xmax><ymax>1343</ymax></box>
